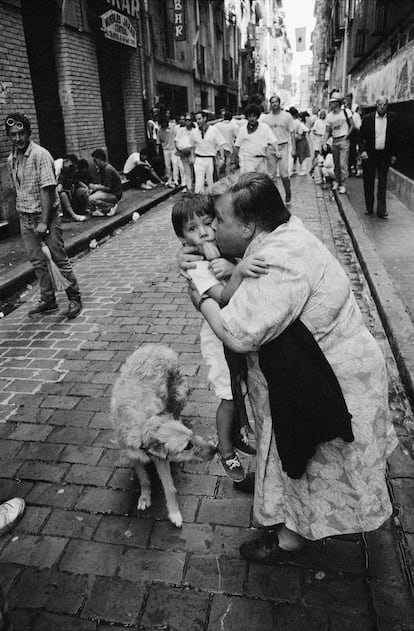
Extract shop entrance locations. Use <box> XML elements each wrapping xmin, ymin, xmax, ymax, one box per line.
<box><xmin>21</xmin><ymin>0</ymin><xmax>66</xmax><ymax>158</ymax></box>
<box><xmin>95</xmin><ymin>37</ymin><xmax>128</xmax><ymax>170</ymax></box>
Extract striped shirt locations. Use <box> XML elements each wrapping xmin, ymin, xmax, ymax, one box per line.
<box><xmin>7</xmin><ymin>140</ymin><xmax>59</xmax><ymax>214</ymax></box>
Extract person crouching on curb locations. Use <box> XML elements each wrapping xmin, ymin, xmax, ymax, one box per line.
<box><xmin>89</xmin><ymin>149</ymin><xmax>122</xmax><ymax>217</ymax></box>
<box><xmin>172</xmin><ymin>193</ymin><xmax>266</xmax><ymax>481</ymax></box>
<box><xmin>5</xmin><ymin>112</ymin><xmax>82</xmax><ymax>319</ymax></box>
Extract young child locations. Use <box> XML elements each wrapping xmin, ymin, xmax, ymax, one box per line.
<box><xmin>320</xmin><ymin>144</ymin><xmax>336</xmax><ymax>189</ymax></box>
<box><xmin>172</xmin><ymin>193</ymin><xmax>268</xmax><ymax>482</ymax></box>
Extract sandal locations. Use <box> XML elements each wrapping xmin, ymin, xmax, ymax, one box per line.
<box><xmin>240</xmin><ymin>530</ymin><xmax>303</xmax><ymax>564</ymax></box>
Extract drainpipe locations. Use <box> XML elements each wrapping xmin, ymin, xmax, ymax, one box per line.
<box><xmin>341</xmin><ymin>0</ymin><xmax>349</xmax><ymax>95</ymax></box>
<box><xmin>142</xmin><ymin>0</ymin><xmax>155</xmax><ymax>106</ymax></box>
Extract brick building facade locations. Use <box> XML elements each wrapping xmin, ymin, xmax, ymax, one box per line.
<box><xmin>0</xmin><ymin>0</ymin><xmax>146</xmax><ymax>235</ymax></box>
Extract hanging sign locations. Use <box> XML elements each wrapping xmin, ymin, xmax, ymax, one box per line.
<box><xmin>174</xmin><ymin>0</ymin><xmax>186</xmax><ymax>41</ymax></box>
<box><xmin>100</xmin><ymin>9</ymin><xmax>137</xmax><ymax>48</ymax></box>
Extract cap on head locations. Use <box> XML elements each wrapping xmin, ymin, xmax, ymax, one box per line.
<box><xmin>329</xmin><ymin>91</ymin><xmax>343</xmax><ymax>103</ymax></box>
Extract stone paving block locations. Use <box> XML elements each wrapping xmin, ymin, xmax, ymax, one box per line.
<box><xmin>119</xmin><ymin>548</ymin><xmax>185</xmax><ymax>584</ymax></box>
<box><xmin>59</xmin><ymin>540</ymin><xmax>123</xmax><ymax>576</ymax></box>
<box><xmin>3</xmin><ymin>380</ymin><xmax>43</xmax><ymax>394</ymax></box>
<box><xmin>88</xmin><ymin>412</ymin><xmax>112</xmax><ymax>430</ymax></box>
<box><xmin>0</xmin><ymin>478</ymin><xmax>33</xmax><ymax>502</ymax></box>
<box><xmin>17</xmin><ymin>441</ymin><xmax>64</xmax><ymax>461</ymax></box>
<box><xmin>42</xmin><ymin>509</ymin><xmax>101</xmax><ymax>540</ymax></box>
<box><xmin>17</xmin><ymin>460</ymin><xmax>69</xmax><ymax>483</ymax></box>
<box><xmin>197</xmin><ymin>498</ymin><xmax>252</xmax><ymax>527</ymax></box>
<box><xmin>0</xmin><ymin>457</ymin><xmax>22</xmax><ymax>477</ymax></box>
<box><xmin>302</xmin><ymin>575</ymin><xmax>370</xmax><ymax>614</ymax></box>
<box><xmin>387</xmin><ymin>443</ymin><xmax>414</xmax><ymax>477</ymax></box>
<box><xmin>92</xmin><ymin>429</ymin><xmax>115</xmax><ymax>448</ymax></box>
<box><xmin>97</xmin><ymin>449</ymin><xmax>130</xmax><ymax>468</ymax></box>
<box><xmin>0</xmin><ymin>563</ymin><xmax>22</xmax><ymax>594</ymax></box>
<box><xmin>7</xmin><ymin>609</ymin><xmax>34</xmax><ymax>631</ymax></box>
<box><xmin>207</xmin><ymin>594</ymin><xmax>276</xmax><ymax>631</ymax></box>
<box><xmin>107</xmin><ymin>468</ymin><xmax>137</xmax><ymax>491</ymax></box>
<box><xmin>65</xmin><ymin>464</ymin><xmax>113</xmax><ymax>486</ymax></box>
<box><xmin>170</xmin><ymin>471</ymin><xmax>217</xmax><ymax>497</ymax></box>
<box><xmin>14</xmin><ymin>505</ymin><xmax>51</xmax><ymax>535</ymax></box>
<box><xmin>140</xmin><ymin>585</ymin><xmax>209</xmax><ymax>631</ymax></box>
<box><xmin>329</xmin><ymin>611</ymin><xmax>375</xmax><ymax>631</ymax></box>
<box><xmin>246</xmin><ymin>564</ymin><xmax>302</xmax><ymax>602</ymax></box>
<box><xmin>210</xmin><ymin>525</ymin><xmax>252</xmax><ymax>557</ymax></box>
<box><xmin>11</xmin><ymin>406</ymin><xmax>52</xmax><ymax>424</ymax></box>
<box><xmin>0</xmin><ymin>534</ymin><xmax>67</xmax><ymax>568</ymax></box>
<box><xmin>81</xmin><ymin>576</ymin><xmax>145</xmax><ymax>625</ymax></box>
<box><xmin>75</xmin><ymin>397</ymin><xmax>110</xmax><ymax>413</ymax></box>
<box><xmin>93</xmin><ymin>515</ymin><xmax>153</xmax><ymax>547</ymax></box>
<box><xmin>184</xmin><ymin>555</ymin><xmax>246</xmax><ymax>594</ymax></box>
<box><xmin>75</xmin><ymin>487</ymin><xmax>136</xmax><ymax>515</ymax></box>
<box><xmin>7</xmin><ymin>423</ymin><xmax>53</xmax><ymax>442</ymax></box>
<box><xmin>8</xmin><ymin>567</ymin><xmax>88</xmax><ymax>613</ymax></box>
<box><xmin>48</xmin><ymin>409</ymin><xmax>94</xmax><ymax>427</ymax></box>
<box><xmin>40</xmin><ymin>395</ymin><xmax>81</xmax><ymax>409</ymax></box>
<box><xmin>90</xmin><ymin>372</ymin><xmax>116</xmax><ymax>384</ymax></box>
<box><xmin>26</xmin><ymin>482</ymin><xmax>81</xmax><ymax>508</ymax></box>
<box><xmin>60</xmin><ymin>445</ymin><xmax>104</xmax><ymax>465</ymax></box>
<box><xmin>31</xmin><ymin>612</ymin><xmax>97</xmax><ymax>631</ymax></box>
<box><xmin>391</xmin><ymin>478</ymin><xmax>414</xmax><ymax>531</ymax></box>
<box><xmin>47</xmin><ymin>426</ymin><xmax>100</xmax><ymax>446</ymax></box>
<box><xmin>150</xmin><ymin>522</ymin><xmax>213</xmax><ymax>553</ymax></box>
<box><xmin>136</xmin><ymin>491</ymin><xmax>199</xmax><ymax>523</ymax></box>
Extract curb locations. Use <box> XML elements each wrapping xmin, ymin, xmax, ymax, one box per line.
<box><xmin>334</xmin><ymin>190</ymin><xmax>414</xmax><ymax>413</ymax></box>
<box><xmin>0</xmin><ymin>187</ymin><xmax>180</xmax><ymax>301</ymax></box>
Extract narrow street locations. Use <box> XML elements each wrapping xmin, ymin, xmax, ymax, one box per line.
<box><xmin>0</xmin><ymin>176</ymin><xmax>413</xmax><ymax>630</ymax></box>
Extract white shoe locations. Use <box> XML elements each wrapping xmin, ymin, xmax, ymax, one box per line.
<box><xmin>140</xmin><ymin>183</ymin><xmax>152</xmax><ymax>190</ymax></box>
<box><xmin>0</xmin><ymin>498</ymin><xmax>25</xmax><ymax>536</ymax></box>
<box><xmin>106</xmin><ymin>204</ymin><xmax>118</xmax><ymax>217</ymax></box>
<box><xmin>338</xmin><ymin>185</ymin><xmax>346</xmax><ymax>194</ymax></box>
<box><xmin>91</xmin><ymin>209</ymin><xmax>105</xmax><ymax>217</ymax></box>
<box><xmin>332</xmin><ymin>182</ymin><xmax>338</xmax><ymax>191</ymax></box>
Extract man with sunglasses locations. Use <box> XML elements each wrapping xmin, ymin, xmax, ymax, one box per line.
<box><xmin>5</xmin><ymin>112</ymin><xmax>82</xmax><ymax>318</ymax></box>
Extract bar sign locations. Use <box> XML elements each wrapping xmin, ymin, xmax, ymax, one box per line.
<box><xmin>174</xmin><ymin>0</ymin><xmax>186</xmax><ymax>41</ymax></box>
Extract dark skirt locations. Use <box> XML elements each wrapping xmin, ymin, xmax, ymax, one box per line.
<box><xmin>296</xmin><ymin>135</ymin><xmax>311</xmax><ymax>163</ymax></box>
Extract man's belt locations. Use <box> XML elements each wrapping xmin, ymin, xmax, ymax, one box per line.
<box><xmin>195</xmin><ymin>154</ymin><xmax>215</xmax><ymax>158</ymax></box>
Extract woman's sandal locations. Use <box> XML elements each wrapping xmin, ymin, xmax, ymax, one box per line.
<box><xmin>240</xmin><ymin>530</ymin><xmax>304</xmax><ymax>564</ymax></box>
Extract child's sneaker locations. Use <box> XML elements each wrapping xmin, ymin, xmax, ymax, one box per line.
<box><xmin>233</xmin><ymin>433</ymin><xmax>256</xmax><ymax>456</ymax></box>
<box><xmin>220</xmin><ymin>452</ymin><xmax>246</xmax><ymax>482</ymax></box>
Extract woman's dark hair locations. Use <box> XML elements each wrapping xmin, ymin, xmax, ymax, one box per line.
<box><xmin>227</xmin><ymin>172</ymin><xmax>290</xmax><ymax>232</ymax></box>
<box><xmin>244</xmin><ymin>103</ymin><xmax>262</xmax><ymax>118</ymax></box>
<box><xmin>171</xmin><ymin>193</ymin><xmax>215</xmax><ymax>238</ymax></box>
<box><xmin>288</xmin><ymin>106</ymin><xmax>299</xmax><ymax>118</ymax></box>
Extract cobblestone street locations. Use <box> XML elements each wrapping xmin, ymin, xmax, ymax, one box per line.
<box><xmin>0</xmin><ymin>178</ymin><xmax>413</xmax><ymax>630</ymax></box>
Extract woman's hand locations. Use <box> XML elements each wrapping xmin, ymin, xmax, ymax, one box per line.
<box><xmin>209</xmin><ymin>258</ymin><xmax>235</xmax><ymax>280</ymax></box>
<box><xmin>177</xmin><ymin>244</ymin><xmax>203</xmax><ymax>280</ymax></box>
<box><xmin>235</xmin><ymin>255</ymin><xmax>269</xmax><ymax>278</ymax></box>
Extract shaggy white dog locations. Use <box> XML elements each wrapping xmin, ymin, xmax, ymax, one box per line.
<box><xmin>111</xmin><ymin>343</ymin><xmax>216</xmax><ymax>527</ymax></box>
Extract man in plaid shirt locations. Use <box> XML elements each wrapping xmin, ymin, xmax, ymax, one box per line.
<box><xmin>5</xmin><ymin>113</ymin><xmax>82</xmax><ymax>318</ymax></box>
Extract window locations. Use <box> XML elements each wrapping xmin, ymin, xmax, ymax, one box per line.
<box><xmin>354</xmin><ymin>29</ymin><xmax>367</xmax><ymax>56</ymax></box>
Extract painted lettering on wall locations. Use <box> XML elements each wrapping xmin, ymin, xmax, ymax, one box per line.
<box><xmin>174</xmin><ymin>0</ymin><xmax>186</xmax><ymax>41</ymax></box>
<box><xmin>106</xmin><ymin>0</ymin><xmax>139</xmax><ymax>19</ymax></box>
<box><xmin>100</xmin><ymin>10</ymin><xmax>137</xmax><ymax>48</ymax></box>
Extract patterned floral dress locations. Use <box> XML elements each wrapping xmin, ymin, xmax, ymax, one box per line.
<box><xmin>220</xmin><ymin>216</ymin><xmax>398</xmax><ymax>540</ymax></box>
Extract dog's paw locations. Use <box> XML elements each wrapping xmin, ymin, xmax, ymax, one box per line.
<box><xmin>168</xmin><ymin>510</ymin><xmax>183</xmax><ymax>528</ymax></box>
<box><xmin>137</xmin><ymin>495</ymin><xmax>151</xmax><ymax>511</ymax></box>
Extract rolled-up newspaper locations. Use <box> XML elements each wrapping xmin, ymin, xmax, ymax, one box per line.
<box><xmin>201</xmin><ymin>240</ymin><xmax>221</xmax><ymax>260</ymax></box>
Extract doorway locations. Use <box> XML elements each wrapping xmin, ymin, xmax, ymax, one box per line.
<box><xmin>21</xmin><ymin>0</ymin><xmax>66</xmax><ymax>158</ymax></box>
<box><xmin>95</xmin><ymin>36</ymin><xmax>128</xmax><ymax>170</ymax></box>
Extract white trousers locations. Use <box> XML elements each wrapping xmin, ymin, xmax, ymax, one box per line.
<box><xmin>194</xmin><ymin>157</ymin><xmax>214</xmax><ymax>193</ymax></box>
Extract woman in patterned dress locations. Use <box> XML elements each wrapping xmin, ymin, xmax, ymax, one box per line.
<box><xmin>188</xmin><ymin>172</ymin><xmax>397</xmax><ymax>562</ymax></box>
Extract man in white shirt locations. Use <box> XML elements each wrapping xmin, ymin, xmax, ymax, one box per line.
<box><xmin>261</xmin><ymin>95</ymin><xmax>296</xmax><ymax>205</ymax></box>
<box><xmin>175</xmin><ymin>113</ymin><xmax>196</xmax><ymax>191</ymax></box>
<box><xmin>234</xmin><ymin>103</ymin><xmax>280</xmax><ymax>175</ymax></box>
<box><xmin>323</xmin><ymin>92</ymin><xmax>354</xmax><ymax>193</ymax></box>
<box><xmin>191</xmin><ymin>111</ymin><xmax>225</xmax><ymax>193</ymax></box>
<box><xmin>214</xmin><ymin>109</ymin><xmax>239</xmax><ymax>176</ymax></box>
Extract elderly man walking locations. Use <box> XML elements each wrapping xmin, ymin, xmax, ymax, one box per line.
<box><xmin>359</xmin><ymin>96</ymin><xmax>398</xmax><ymax>218</ymax></box>
<box><xmin>5</xmin><ymin>112</ymin><xmax>82</xmax><ymax>319</ymax></box>
<box><xmin>323</xmin><ymin>92</ymin><xmax>354</xmax><ymax>194</ymax></box>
